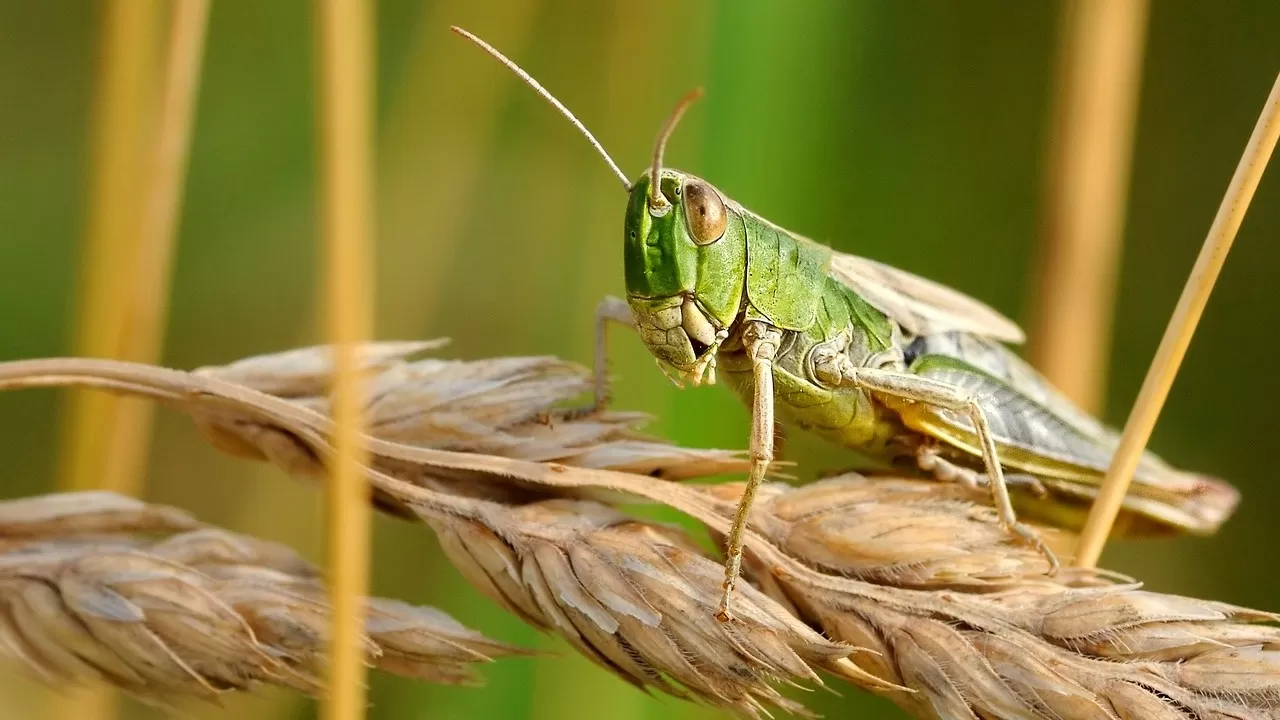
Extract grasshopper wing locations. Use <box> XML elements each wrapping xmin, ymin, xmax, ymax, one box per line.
<box><xmin>895</xmin><ymin>346</ymin><xmax>1239</xmax><ymax>537</ymax></box>
<box><xmin>828</xmin><ymin>252</ymin><xmax>1025</xmax><ymax>343</ymax></box>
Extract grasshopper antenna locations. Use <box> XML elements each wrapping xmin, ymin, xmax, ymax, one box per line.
<box><xmin>648</xmin><ymin>88</ymin><xmax>704</xmax><ymax>213</ymax></box>
<box><xmin>450</xmin><ymin>26</ymin><xmax>631</xmax><ymax>192</ymax></box>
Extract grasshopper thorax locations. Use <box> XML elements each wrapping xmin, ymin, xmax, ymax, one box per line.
<box><xmin>623</xmin><ymin>169</ymin><xmax>747</xmax><ymax>383</ymax></box>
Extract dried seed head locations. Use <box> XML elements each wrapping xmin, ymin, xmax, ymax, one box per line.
<box><xmin>2</xmin><ymin>350</ymin><xmax>1277</xmax><ymax>719</ymax></box>
<box><xmin>193</xmin><ymin>340</ymin><xmax>447</xmax><ymax>398</ymax></box>
<box><xmin>147</xmin><ymin>528</ymin><xmax>320</xmax><ymax>579</ymax></box>
<box><xmin>0</xmin><ymin>491</ymin><xmax>200</xmax><ymax>545</ymax></box>
<box><xmin>192</xmin><ymin>342</ymin><xmax>749</xmax><ymax>485</ymax></box>
<box><xmin>0</xmin><ymin>492</ymin><xmax>524</xmax><ymax>703</ymax></box>
<box><xmin>426</xmin><ymin>495</ymin><xmax>855</xmax><ymax>717</ymax></box>
<box><xmin>704</xmin><ymin>476</ymin><xmax>1074</xmax><ymax>590</ymax></box>
<box><xmin>726</xmin><ymin>477</ymin><xmax>1280</xmax><ymax>720</ymax></box>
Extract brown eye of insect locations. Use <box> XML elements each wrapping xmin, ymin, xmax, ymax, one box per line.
<box><xmin>682</xmin><ymin>179</ymin><xmax>727</xmax><ymax>245</ymax></box>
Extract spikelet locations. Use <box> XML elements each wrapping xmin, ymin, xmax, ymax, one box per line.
<box><xmin>0</xmin><ymin>492</ymin><xmax>525</xmax><ymax>705</ymax></box>
<box><xmin>0</xmin><ymin>346</ymin><xmax>1276</xmax><ymax>718</ymax></box>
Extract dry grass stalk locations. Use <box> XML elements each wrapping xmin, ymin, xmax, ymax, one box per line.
<box><xmin>94</xmin><ymin>0</ymin><xmax>211</xmax><ymax>504</ymax></box>
<box><xmin>0</xmin><ymin>345</ymin><xmax>1277</xmax><ymax>718</ymax></box>
<box><xmin>1029</xmin><ymin>0</ymin><xmax>1149</xmax><ymax>413</ymax></box>
<box><xmin>315</xmin><ymin>0</ymin><xmax>378</xmax><ymax>718</ymax></box>
<box><xmin>0</xmin><ymin>491</ymin><xmax>525</xmax><ymax>706</ymax></box>
<box><xmin>54</xmin><ymin>4</ymin><xmax>184</xmax><ymax>718</ymax></box>
<box><xmin>54</xmin><ymin>0</ymin><xmax>161</xmax><ymax>501</ymax></box>
<box><xmin>1075</xmin><ymin>71</ymin><xmax>1280</xmax><ymax>568</ymax></box>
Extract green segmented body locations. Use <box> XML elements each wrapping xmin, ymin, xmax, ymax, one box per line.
<box><xmin>625</xmin><ymin>171</ymin><xmax>1238</xmax><ymax>538</ymax></box>
<box><xmin>717</xmin><ymin>258</ymin><xmax>903</xmax><ymax>457</ymax></box>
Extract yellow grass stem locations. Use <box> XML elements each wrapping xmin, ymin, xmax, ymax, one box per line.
<box><xmin>315</xmin><ymin>2</ymin><xmax>376</xmax><ymax>720</ymax></box>
<box><xmin>104</xmin><ymin>0</ymin><xmax>210</xmax><ymax>489</ymax></box>
<box><xmin>1028</xmin><ymin>0</ymin><xmax>1149</xmax><ymax>414</ymax></box>
<box><xmin>51</xmin><ymin>1</ymin><xmax>167</xmax><ymax>718</ymax></box>
<box><xmin>54</xmin><ymin>0</ymin><xmax>160</xmax><ymax>495</ymax></box>
<box><xmin>1074</xmin><ymin>72</ymin><xmax>1280</xmax><ymax>568</ymax></box>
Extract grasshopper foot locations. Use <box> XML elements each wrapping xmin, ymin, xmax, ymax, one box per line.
<box><xmin>715</xmin><ymin>586</ymin><xmax>735</xmax><ymax>623</ymax></box>
<box><xmin>1003</xmin><ymin>520</ymin><xmax>1059</xmax><ymax>575</ymax></box>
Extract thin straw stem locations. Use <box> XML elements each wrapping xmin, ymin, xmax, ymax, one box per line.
<box><xmin>1028</xmin><ymin>0</ymin><xmax>1149</xmax><ymax>414</ymax></box>
<box><xmin>1074</xmin><ymin>72</ymin><xmax>1280</xmax><ymax>568</ymax></box>
<box><xmin>88</xmin><ymin>0</ymin><xmax>209</xmax><ymax>519</ymax></box>
<box><xmin>315</xmin><ymin>2</ymin><xmax>376</xmax><ymax>719</ymax></box>
<box><xmin>50</xmin><ymin>1</ymin><xmax>163</xmax><ymax>718</ymax></box>
<box><xmin>54</xmin><ymin>0</ymin><xmax>160</xmax><ymax>494</ymax></box>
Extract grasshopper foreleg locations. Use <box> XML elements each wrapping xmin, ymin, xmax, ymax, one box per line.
<box><xmin>717</xmin><ymin>321</ymin><xmax>782</xmax><ymax>622</ymax></box>
<box><xmin>587</xmin><ymin>295</ymin><xmax>635</xmax><ymax>411</ymax></box>
<box><xmin>852</xmin><ymin>367</ymin><xmax>1059</xmax><ymax>573</ymax></box>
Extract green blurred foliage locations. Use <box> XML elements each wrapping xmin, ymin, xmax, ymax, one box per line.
<box><xmin>0</xmin><ymin>1</ymin><xmax>1277</xmax><ymax>718</ymax></box>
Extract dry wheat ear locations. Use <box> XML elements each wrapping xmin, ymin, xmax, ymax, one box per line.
<box><xmin>0</xmin><ymin>341</ymin><xmax>1274</xmax><ymax>719</ymax></box>
<box><xmin>0</xmin><ymin>490</ymin><xmax>527</xmax><ymax>708</ymax></box>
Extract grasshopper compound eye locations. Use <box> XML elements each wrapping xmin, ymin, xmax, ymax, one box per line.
<box><xmin>683</xmin><ymin>179</ymin><xmax>727</xmax><ymax>245</ymax></box>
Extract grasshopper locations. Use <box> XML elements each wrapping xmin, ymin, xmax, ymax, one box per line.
<box><xmin>452</xmin><ymin>28</ymin><xmax>1240</xmax><ymax>621</ymax></box>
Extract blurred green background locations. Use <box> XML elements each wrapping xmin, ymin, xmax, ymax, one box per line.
<box><xmin>1</xmin><ymin>1</ymin><xmax>1278</xmax><ymax>718</ymax></box>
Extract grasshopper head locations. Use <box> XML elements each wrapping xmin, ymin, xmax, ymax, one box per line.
<box><xmin>622</xmin><ymin>169</ymin><xmax>746</xmax><ymax>384</ymax></box>
<box><xmin>448</xmin><ymin>28</ymin><xmax>742</xmax><ymax>384</ymax></box>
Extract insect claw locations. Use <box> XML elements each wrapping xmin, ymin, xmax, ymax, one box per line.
<box><xmin>688</xmin><ymin>354</ymin><xmax>717</xmax><ymax>387</ymax></box>
<box><xmin>655</xmin><ymin>359</ymin><xmax>685</xmax><ymax>388</ymax></box>
<box><xmin>1004</xmin><ymin>521</ymin><xmax>1059</xmax><ymax>575</ymax></box>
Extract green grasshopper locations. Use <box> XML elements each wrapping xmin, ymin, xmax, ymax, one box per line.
<box><xmin>452</xmin><ymin>28</ymin><xmax>1240</xmax><ymax>621</ymax></box>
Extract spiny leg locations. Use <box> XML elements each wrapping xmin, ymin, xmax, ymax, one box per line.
<box><xmin>717</xmin><ymin>321</ymin><xmax>782</xmax><ymax>622</ymax></box>
<box><xmin>916</xmin><ymin>446</ymin><xmax>1048</xmax><ymax>497</ymax></box>
<box><xmin>772</xmin><ymin>423</ymin><xmax>788</xmax><ymax>463</ymax></box>
<box><xmin>853</xmin><ymin>367</ymin><xmax>1059</xmax><ymax>572</ymax></box>
<box><xmin>553</xmin><ymin>296</ymin><xmax>634</xmax><ymax>423</ymax></box>
<box><xmin>588</xmin><ymin>295</ymin><xmax>635</xmax><ymax>411</ymax></box>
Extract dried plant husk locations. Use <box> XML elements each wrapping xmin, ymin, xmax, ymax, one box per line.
<box><xmin>0</xmin><ymin>492</ymin><xmax>525</xmax><ymax>706</ymax></box>
<box><xmin>0</xmin><ymin>491</ymin><xmax>200</xmax><ymax>551</ymax></box>
<box><xmin>426</xmin><ymin>496</ymin><xmax>862</xmax><ymax>717</ymax></box>
<box><xmin>0</xmin><ymin>347</ymin><xmax>1276</xmax><ymax>719</ymax></box>
<box><xmin>192</xmin><ymin>340</ymin><xmax>749</xmax><ymax>482</ymax></box>
<box><xmin>708</xmin><ymin>476</ymin><xmax>1280</xmax><ymax>719</ymax></box>
<box><xmin>701</xmin><ymin>477</ymin><xmax>1087</xmax><ymax>591</ymax></box>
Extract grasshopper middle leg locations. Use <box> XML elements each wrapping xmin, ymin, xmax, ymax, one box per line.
<box><xmin>852</xmin><ymin>366</ymin><xmax>1059</xmax><ymax>572</ymax></box>
<box><xmin>717</xmin><ymin>321</ymin><xmax>782</xmax><ymax>622</ymax></box>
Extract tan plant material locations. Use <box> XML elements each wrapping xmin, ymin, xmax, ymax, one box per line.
<box><xmin>0</xmin><ymin>345</ymin><xmax>1277</xmax><ymax>718</ymax></box>
<box><xmin>718</xmin><ymin>476</ymin><xmax>1280</xmax><ymax>719</ymax></box>
<box><xmin>428</xmin><ymin>496</ymin><xmax>861</xmax><ymax>717</ymax></box>
<box><xmin>0</xmin><ymin>491</ymin><xmax>525</xmax><ymax>706</ymax></box>
<box><xmin>193</xmin><ymin>340</ymin><xmax>749</xmax><ymax>480</ymax></box>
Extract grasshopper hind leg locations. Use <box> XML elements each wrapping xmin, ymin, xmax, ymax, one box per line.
<box><xmin>916</xmin><ymin>446</ymin><xmax>1049</xmax><ymax>497</ymax></box>
<box><xmin>852</xmin><ymin>367</ymin><xmax>1060</xmax><ymax>573</ymax></box>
